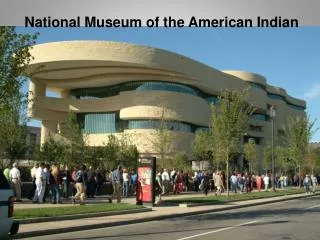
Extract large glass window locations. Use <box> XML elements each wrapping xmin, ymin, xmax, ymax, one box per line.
<box><xmin>267</xmin><ymin>93</ymin><xmax>286</xmax><ymax>101</ymax></box>
<box><xmin>128</xmin><ymin>120</ymin><xmax>192</xmax><ymax>132</ymax></box>
<box><xmin>206</xmin><ymin>96</ymin><xmax>219</xmax><ymax>105</ymax></box>
<box><xmin>249</xmin><ymin>82</ymin><xmax>266</xmax><ymax>91</ymax></box>
<box><xmin>71</xmin><ymin>81</ymin><xmax>200</xmax><ymax>99</ymax></box>
<box><xmin>251</xmin><ymin>114</ymin><xmax>267</xmax><ymax>121</ymax></box>
<box><xmin>288</xmin><ymin>104</ymin><xmax>305</xmax><ymax>111</ymax></box>
<box><xmin>77</xmin><ymin>112</ymin><xmax>128</xmax><ymax>133</ymax></box>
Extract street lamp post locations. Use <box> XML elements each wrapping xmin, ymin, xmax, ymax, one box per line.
<box><xmin>270</xmin><ymin>105</ymin><xmax>276</xmax><ymax>191</ymax></box>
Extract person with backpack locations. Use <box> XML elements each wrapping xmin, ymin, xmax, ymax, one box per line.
<box><xmin>72</xmin><ymin>164</ymin><xmax>87</xmax><ymax>205</ymax></box>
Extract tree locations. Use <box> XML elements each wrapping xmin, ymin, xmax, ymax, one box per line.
<box><xmin>35</xmin><ymin>136</ymin><xmax>67</xmax><ymax>164</ymax></box>
<box><xmin>192</xmin><ymin>130</ymin><xmax>215</xmax><ymax>169</ymax></box>
<box><xmin>275</xmin><ymin>146</ymin><xmax>292</xmax><ymax>175</ymax></box>
<box><xmin>0</xmin><ymin>27</ymin><xmax>38</xmax><ymax>163</ymax></box>
<box><xmin>118</xmin><ymin>132</ymin><xmax>139</xmax><ymax>170</ymax></box>
<box><xmin>151</xmin><ymin>108</ymin><xmax>175</xmax><ymax>168</ymax></box>
<box><xmin>263</xmin><ymin>141</ymin><xmax>272</xmax><ymax>172</ymax></box>
<box><xmin>285</xmin><ymin>116</ymin><xmax>317</xmax><ymax>187</ymax></box>
<box><xmin>169</xmin><ymin>152</ymin><xmax>191</xmax><ymax>172</ymax></box>
<box><xmin>243</xmin><ymin>138</ymin><xmax>258</xmax><ymax>172</ymax></box>
<box><xmin>59</xmin><ymin>111</ymin><xmax>87</xmax><ymax>166</ymax></box>
<box><xmin>99</xmin><ymin>133</ymin><xmax>139</xmax><ymax>171</ymax></box>
<box><xmin>210</xmin><ymin>89</ymin><xmax>255</xmax><ymax>196</ymax></box>
<box><xmin>304</xmin><ymin>146</ymin><xmax>320</xmax><ymax>175</ymax></box>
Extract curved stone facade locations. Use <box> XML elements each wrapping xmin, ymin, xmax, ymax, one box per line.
<box><xmin>27</xmin><ymin>41</ymin><xmax>306</xmax><ymax>158</ymax></box>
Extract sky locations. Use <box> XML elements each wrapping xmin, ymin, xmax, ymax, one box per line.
<box><xmin>17</xmin><ymin>27</ymin><xmax>320</xmax><ymax>141</ymax></box>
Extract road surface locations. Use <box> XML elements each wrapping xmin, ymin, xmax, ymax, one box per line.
<box><xmin>23</xmin><ymin>194</ymin><xmax>320</xmax><ymax>240</ymax></box>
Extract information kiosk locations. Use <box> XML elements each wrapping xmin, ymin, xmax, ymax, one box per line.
<box><xmin>136</xmin><ymin>156</ymin><xmax>156</xmax><ymax>206</ymax></box>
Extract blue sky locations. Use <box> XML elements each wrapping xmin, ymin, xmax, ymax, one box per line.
<box><xmin>17</xmin><ymin>27</ymin><xmax>320</xmax><ymax>141</ymax></box>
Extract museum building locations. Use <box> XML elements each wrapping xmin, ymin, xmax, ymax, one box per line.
<box><xmin>27</xmin><ymin>41</ymin><xmax>306</xmax><ymax>158</ymax></box>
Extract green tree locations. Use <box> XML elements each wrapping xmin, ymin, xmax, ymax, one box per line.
<box><xmin>151</xmin><ymin>108</ymin><xmax>175</xmax><ymax>168</ymax></box>
<box><xmin>243</xmin><ymin>138</ymin><xmax>258</xmax><ymax>173</ymax></box>
<box><xmin>59</xmin><ymin>111</ymin><xmax>87</xmax><ymax>166</ymax></box>
<box><xmin>35</xmin><ymin>136</ymin><xmax>67</xmax><ymax>164</ymax></box>
<box><xmin>210</xmin><ymin>89</ymin><xmax>255</xmax><ymax>196</ymax></box>
<box><xmin>192</xmin><ymin>130</ymin><xmax>215</xmax><ymax>169</ymax></box>
<box><xmin>275</xmin><ymin>146</ymin><xmax>291</xmax><ymax>175</ymax></box>
<box><xmin>171</xmin><ymin>152</ymin><xmax>191</xmax><ymax>172</ymax></box>
<box><xmin>101</xmin><ymin>135</ymin><xmax>121</xmax><ymax>171</ymax></box>
<box><xmin>0</xmin><ymin>27</ymin><xmax>38</xmax><ymax>163</ymax></box>
<box><xmin>263</xmin><ymin>141</ymin><xmax>272</xmax><ymax>172</ymax></box>
<box><xmin>285</xmin><ymin>116</ymin><xmax>317</xmax><ymax>187</ymax></box>
<box><xmin>304</xmin><ymin>146</ymin><xmax>320</xmax><ymax>175</ymax></box>
<box><xmin>118</xmin><ymin>132</ymin><xmax>139</xmax><ymax>170</ymax></box>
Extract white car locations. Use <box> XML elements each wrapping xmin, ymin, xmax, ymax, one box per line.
<box><xmin>0</xmin><ymin>170</ymin><xmax>19</xmax><ymax>239</ymax></box>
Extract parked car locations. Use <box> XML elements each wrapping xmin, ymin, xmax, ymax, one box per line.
<box><xmin>0</xmin><ymin>170</ymin><xmax>19</xmax><ymax>239</ymax></box>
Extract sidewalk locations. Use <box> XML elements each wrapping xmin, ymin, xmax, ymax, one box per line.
<box><xmin>13</xmin><ymin>191</ymin><xmax>318</xmax><ymax>239</ymax></box>
<box><xmin>14</xmin><ymin>187</ymin><xmax>300</xmax><ymax>210</ymax></box>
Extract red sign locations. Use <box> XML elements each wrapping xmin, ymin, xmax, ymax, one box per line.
<box><xmin>137</xmin><ymin>166</ymin><xmax>152</xmax><ymax>202</ymax></box>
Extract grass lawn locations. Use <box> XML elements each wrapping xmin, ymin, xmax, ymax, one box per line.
<box><xmin>163</xmin><ymin>188</ymin><xmax>308</xmax><ymax>204</ymax></box>
<box><xmin>14</xmin><ymin>203</ymin><xmax>144</xmax><ymax>220</ymax></box>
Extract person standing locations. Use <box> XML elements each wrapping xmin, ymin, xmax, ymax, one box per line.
<box><xmin>9</xmin><ymin>163</ymin><xmax>22</xmax><ymax>202</ymax></box>
<box><xmin>230</xmin><ymin>172</ymin><xmax>238</xmax><ymax>193</ymax></box>
<box><xmin>86</xmin><ymin>166</ymin><xmax>97</xmax><ymax>198</ymax></box>
<box><xmin>73</xmin><ymin>164</ymin><xmax>87</xmax><ymax>205</ymax></box>
<box><xmin>155</xmin><ymin>171</ymin><xmax>163</xmax><ymax>204</ymax></box>
<box><xmin>3</xmin><ymin>164</ymin><xmax>10</xmax><ymax>181</ymax></box>
<box><xmin>304</xmin><ymin>175</ymin><xmax>312</xmax><ymax>193</ymax></box>
<box><xmin>51</xmin><ymin>163</ymin><xmax>62</xmax><ymax>204</ymax></box>
<box><xmin>203</xmin><ymin>171</ymin><xmax>210</xmax><ymax>195</ymax></box>
<box><xmin>130</xmin><ymin>170</ymin><xmax>137</xmax><ymax>195</ymax></box>
<box><xmin>28</xmin><ymin>163</ymin><xmax>38</xmax><ymax>200</ymax></box>
<box><xmin>42</xmin><ymin>164</ymin><xmax>51</xmax><ymax>203</ymax></box>
<box><xmin>256</xmin><ymin>174</ymin><xmax>262</xmax><ymax>192</ymax></box>
<box><xmin>33</xmin><ymin>162</ymin><xmax>45</xmax><ymax>203</ymax></box>
<box><xmin>111</xmin><ymin>165</ymin><xmax>123</xmax><ymax>203</ymax></box>
<box><xmin>311</xmin><ymin>174</ymin><xmax>318</xmax><ymax>193</ymax></box>
<box><xmin>95</xmin><ymin>167</ymin><xmax>104</xmax><ymax>196</ymax></box>
<box><xmin>62</xmin><ymin>165</ymin><xmax>72</xmax><ymax>199</ymax></box>
<box><xmin>122</xmin><ymin>168</ymin><xmax>130</xmax><ymax>197</ymax></box>
<box><xmin>161</xmin><ymin>169</ymin><xmax>170</xmax><ymax>195</ymax></box>
<box><xmin>263</xmin><ymin>174</ymin><xmax>270</xmax><ymax>191</ymax></box>
<box><xmin>214</xmin><ymin>172</ymin><xmax>223</xmax><ymax>196</ymax></box>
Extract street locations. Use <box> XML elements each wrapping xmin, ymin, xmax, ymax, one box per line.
<box><xmin>23</xmin><ymin>195</ymin><xmax>320</xmax><ymax>240</ymax></box>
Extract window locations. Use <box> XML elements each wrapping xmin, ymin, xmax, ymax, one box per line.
<box><xmin>206</xmin><ymin>96</ymin><xmax>219</xmax><ymax>105</ymax></box>
<box><xmin>288</xmin><ymin>104</ymin><xmax>305</xmax><ymax>111</ymax></box>
<box><xmin>77</xmin><ymin>112</ymin><xmax>128</xmax><ymax>133</ymax></box>
<box><xmin>249</xmin><ymin>82</ymin><xmax>265</xmax><ymax>91</ymax></box>
<box><xmin>71</xmin><ymin>81</ymin><xmax>200</xmax><ymax>99</ymax></box>
<box><xmin>251</xmin><ymin>114</ymin><xmax>267</xmax><ymax>121</ymax></box>
<box><xmin>196</xmin><ymin>127</ymin><xmax>210</xmax><ymax>132</ymax></box>
<box><xmin>244</xmin><ymin>136</ymin><xmax>261</xmax><ymax>145</ymax></box>
<box><xmin>128</xmin><ymin>120</ymin><xmax>192</xmax><ymax>132</ymax></box>
<box><xmin>267</xmin><ymin>93</ymin><xmax>286</xmax><ymax>101</ymax></box>
<box><xmin>249</xmin><ymin>125</ymin><xmax>263</xmax><ymax>132</ymax></box>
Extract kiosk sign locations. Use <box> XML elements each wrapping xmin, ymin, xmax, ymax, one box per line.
<box><xmin>136</xmin><ymin>157</ymin><xmax>156</xmax><ymax>205</ymax></box>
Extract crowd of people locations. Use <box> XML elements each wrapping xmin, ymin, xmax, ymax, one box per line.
<box><xmin>2</xmin><ymin>162</ymin><xmax>138</xmax><ymax>204</ymax></box>
<box><xmin>2</xmin><ymin>162</ymin><xmax>320</xmax><ymax>204</ymax></box>
<box><xmin>153</xmin><ymin>169</ymin><xmax>320</xmax><ymax>198</ymax></box>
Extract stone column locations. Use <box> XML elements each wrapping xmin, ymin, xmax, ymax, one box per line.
<box><xmin>61</xmin><ymin>90</ymin><xmax>70</xmax><ymax>99</ymax></box>
<box><xmin>40</xmin><ymin>120</ymin><xmax>57</xmax><ymax>146</ymax></box>
<box><xmin>28</xmin><ymin>80</ymin><xmax>46</xmax><ymax>118</ymax></box>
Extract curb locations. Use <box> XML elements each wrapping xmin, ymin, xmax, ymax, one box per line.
<box><xmin>13</xmin><ymin>193</ymin><xmax>319</xmax><ymax>239</ymax></box>
<box><xmin>16</xmin><ymin>207</ymin><xmax>151</xmax><ymax>224</ymax></box>
<box><xmin>176</xmin><ymin>191</ymin><xmax>318</xmax><ymax>207</ymax></box>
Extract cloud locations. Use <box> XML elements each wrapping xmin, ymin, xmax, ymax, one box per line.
<box><xmin>303</xmin><ymin>83</ymin><xmax>320</xmax><ymax>101</ymax></box>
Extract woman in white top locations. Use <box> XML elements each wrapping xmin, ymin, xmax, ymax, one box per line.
<box><xmin>122</xmin><ymin>169</ymin><xmax>130</xmax><ymax>197</ymax></box>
